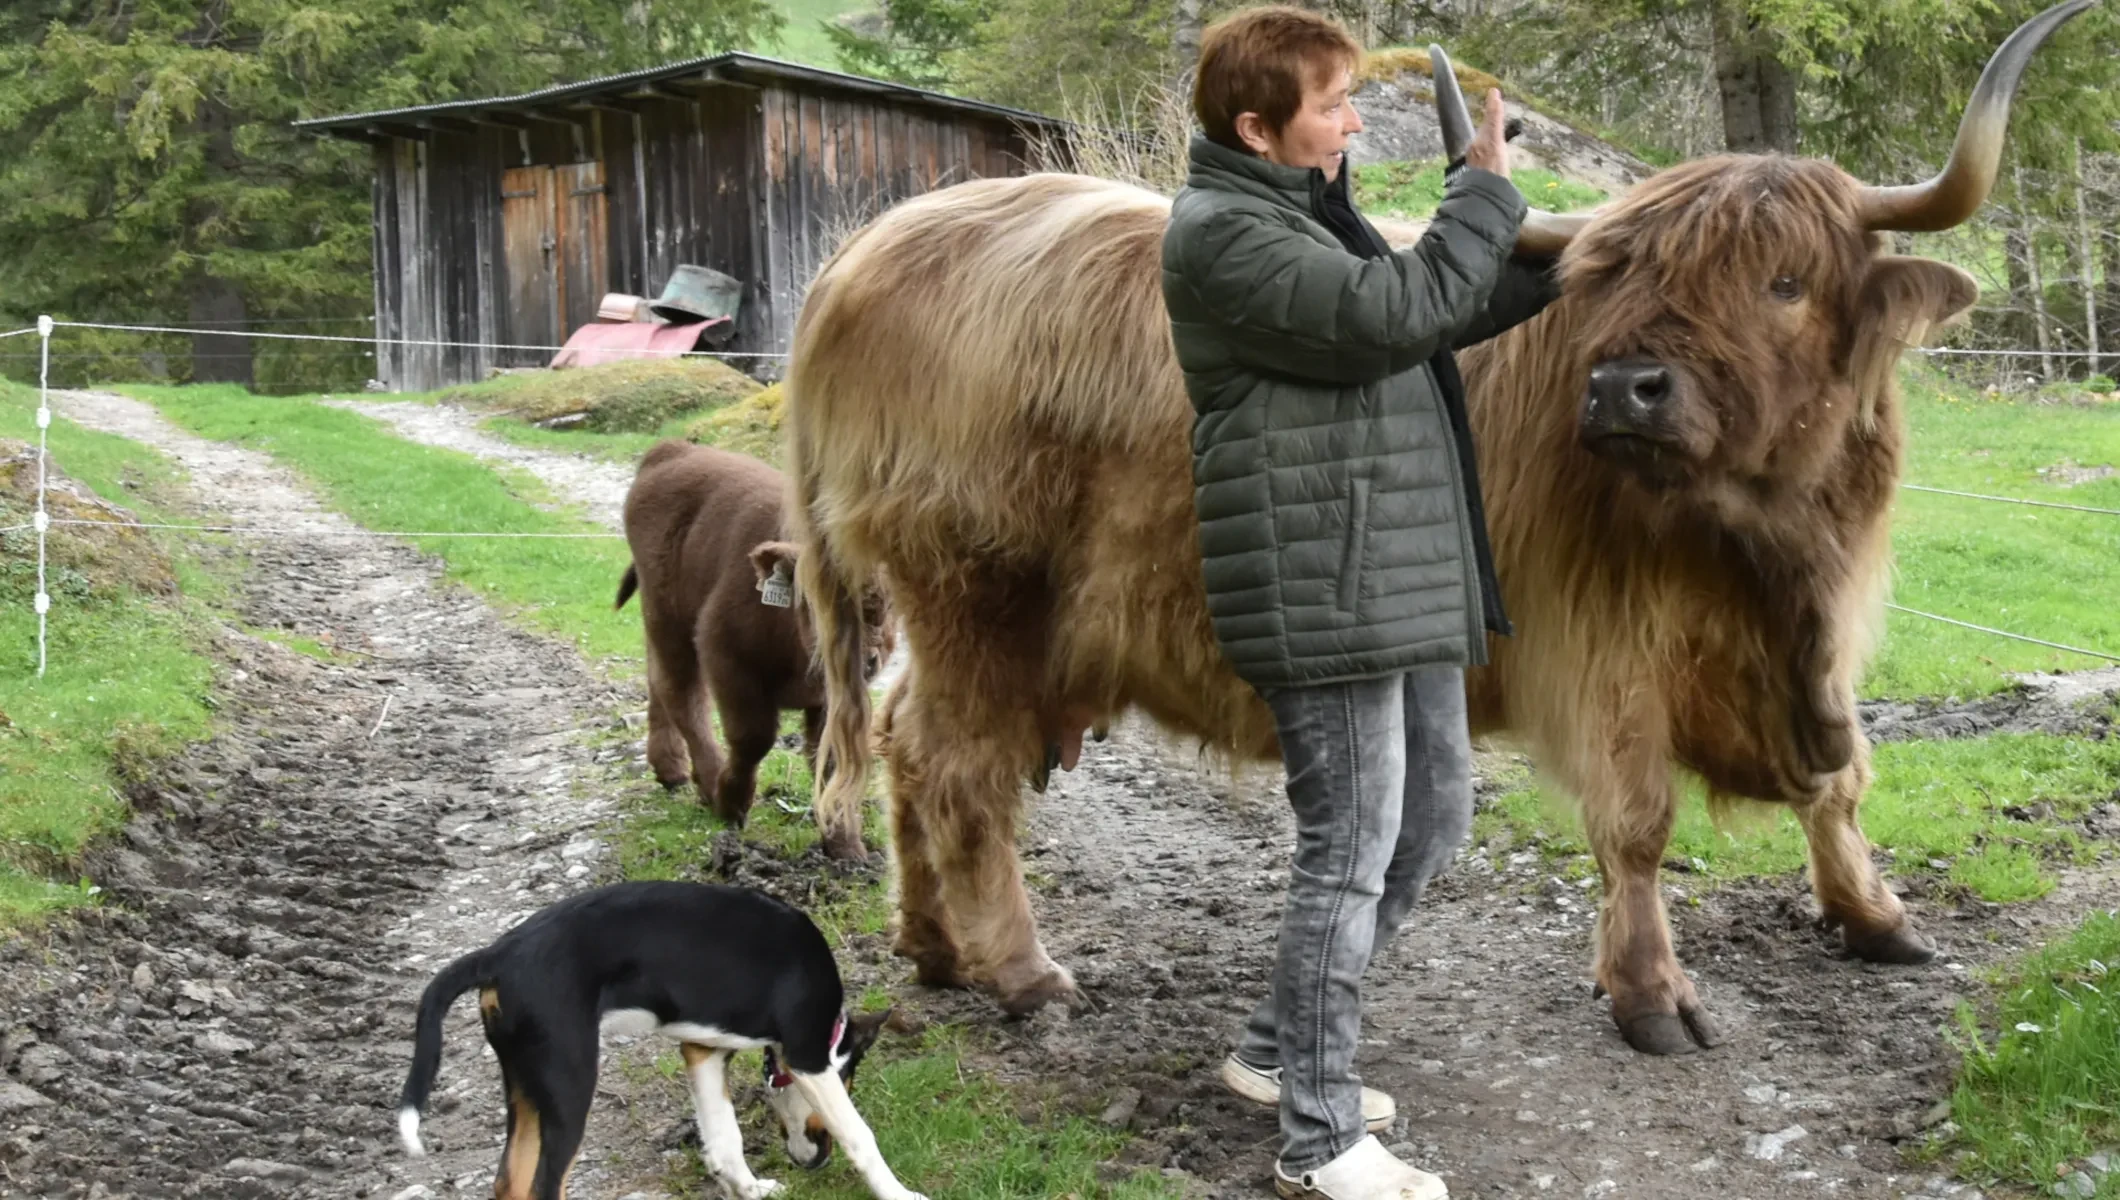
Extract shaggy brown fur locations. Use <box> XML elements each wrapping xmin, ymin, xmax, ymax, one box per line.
<box><xmin>619</xmin><ymin>441</ymin><xmax>894</xmax><ymax>857</ymax></box>
<box><xmin>783</xmin><ymin>153</ymin><xmax>1976</xmax><ymax>1045</ymax></box>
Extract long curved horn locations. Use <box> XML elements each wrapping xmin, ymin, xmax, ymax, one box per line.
<box><xmin>1428</xmin><ymin>43</ymin><xmax>1590</xmax><ymax>256</ymax></box>
<box><xmin>1517</xmin><ymin>210</ymin><xmax>1595</xmax><ymax>256</ymax></box>
<box><xmin>1428</xmin><ymin>44</ymin><xmax>1477</xmax><ymax>163</ymax></box>
<box><xmin>1859</xmin><ymin>0</ymin><xmax>2095</xmax><ymax>232</ymax></box>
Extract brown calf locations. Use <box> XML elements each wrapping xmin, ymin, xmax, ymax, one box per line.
<box><xmin>617</xmin><ymin>440</ymin><xmax>895</xmax><ymax>855</ymax></box>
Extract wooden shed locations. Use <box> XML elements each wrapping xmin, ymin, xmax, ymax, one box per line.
<box><xmin>295</xmin><ymin>55</ymin><xmax>1070</xmax><ymax>390</ymax></box>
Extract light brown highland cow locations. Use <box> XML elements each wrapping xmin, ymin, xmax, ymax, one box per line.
<box><xmin>783</xmin><ymin>1</ymin><xmax>2088</xmax><ymax>1054</ymax></box>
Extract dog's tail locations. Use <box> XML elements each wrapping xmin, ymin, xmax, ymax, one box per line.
<box><xmin>614</xmin><ymin>563</ymin><xmax>639</xmax><ymax>611</ymax></box>
<box><xmin>396</xmin><ymin>946</ymin><xmax>494</xmax><ymax>1157</ymax></box>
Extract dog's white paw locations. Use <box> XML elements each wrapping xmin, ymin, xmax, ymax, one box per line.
<box><xmin>732</xmin><ymin>1180</ymin><xmax>782</xmax><ymax>1200</ymax></box>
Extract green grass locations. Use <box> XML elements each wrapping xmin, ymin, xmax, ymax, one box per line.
<box><xmin>1944</xmin><ymin>912</ymin><xmax>2120</xmax><ymax>1195</ymax></box>
<box><xmin>466</xmin><ymin>381</ymin><xmax>787</xmax><ymax>469</ymax></box>
<box><xmin>123</xmin><ymin>384</ymin><xmax>644</xmax><ymax>672</ymax></box>
<box><xmin>475</xmin><ymin>413</ymin><xmax>688</xmax><ymax>465</ymax></box>
<box><xmin>389</xmin><ymin>358</ymin><xmax>787</xmax><ymax>468</ymax></box>
<box><xmin>660</xmin><ymin>1024</ymin><xmax>1177</xmax><ymax>1200</ymax></box>
<box><xmin>1353</xmin><ymin>158</ymin><xmax>1608</xmax><ymax>219</ymax></box>
<box><xmin>616</xmin><ymin>791</ymin><xmax>896</xmax><ymax>946</ymax></box>
<box><xmin>608</xmin><ymin>706</ymin><xmax>894</xmax><ymax>946</ymax></box>
<box><xmin>1476</xmin><ymin>728</ymin><xmax>2120</xmax><ymax>903</ymax></box>
<box><xmin>257</xmin><ymin>628</ymin><xmax>353</xmax><ymax>663</ymax></box>
<box><xmin>435</xmin><ymin>358</ymin><xmax>762</xmax><ymax>433</ymax></box>
<box><xmin>765</xmin><ymin>0</ymin><xmax>876</xmax><ymax>69</ymax></box>
<box><xmin>0</xmin><ymin>382</ymin><xmax>220</xmax><ymax>925</ymax></box>
<box><xmin>1868</xmin><ymin>368</ymin><xmax>2120</xmax><ymax>699</ymax></box>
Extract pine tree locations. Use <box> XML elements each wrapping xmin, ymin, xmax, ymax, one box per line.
<box><xmin>0</xmin><ymin>0</ymin><xmax>782</xmax><ymax>390</ymax></box>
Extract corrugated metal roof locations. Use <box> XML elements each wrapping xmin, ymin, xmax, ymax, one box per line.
<box><xmin>293</xmin><ymin>51</ymin><xmax>1069</xmax><ymax>135</ymax></box>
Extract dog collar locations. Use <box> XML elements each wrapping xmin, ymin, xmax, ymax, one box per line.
<box><xmin>768</xmin><ymin>1014</ymin><xmax>847</xmax><ymax>1090</ymax></box>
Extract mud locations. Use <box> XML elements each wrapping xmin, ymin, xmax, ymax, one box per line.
<box><xmin>1861</xmin><ymin>668</ymin><xmax>2120</xmax><ymax>743</ymax></box>
<box><xmin>6</xmin><ymin>397</ymin><xmax>2117</xmax><ymax>1200</ymax></box>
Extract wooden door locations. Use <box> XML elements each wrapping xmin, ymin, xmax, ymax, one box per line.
<box><xmin>555</xmin><ymin>161</ymin><xmax>609</xmax><ymax>339</ymax></box>
<box><xmin>501</xmin><ymin>165</ymin><xmax>560</xmax><ymax>350</ymax></box>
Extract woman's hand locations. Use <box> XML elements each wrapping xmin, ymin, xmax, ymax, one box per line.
<box><xmin>1463</xmin><ymin>88</ymin><xmax>1512</xmax><ymax>178</ymax></box>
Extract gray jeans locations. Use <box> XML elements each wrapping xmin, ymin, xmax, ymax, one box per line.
<box><xmin>1237</xmin><ymin>666</ymin><xmax>1475</xmax><ymax>1173</ymax></box>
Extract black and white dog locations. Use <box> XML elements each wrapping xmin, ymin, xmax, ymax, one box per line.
<box><xmin>396</xmin><ymin>880</ymin><xmax>926</xmax><ymax>1200</ymax></box>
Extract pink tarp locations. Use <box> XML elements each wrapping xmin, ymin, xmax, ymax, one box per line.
<box><xmin>548</xmin><ymin>317</ymin><xmax>732</xmax><ymax>369</ymax></box>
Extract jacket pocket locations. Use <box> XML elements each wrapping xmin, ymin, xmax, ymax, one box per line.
<box><xmin>1335</xmin><ymin>474</ymin><xmax>1371</xmax><ymax>616</ymax></box>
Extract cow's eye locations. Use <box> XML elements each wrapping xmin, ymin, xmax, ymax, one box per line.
<box><xmin>1769</xmin><ymin>275</ymin><xmax>1804</xmax><ymax>302</ymax></box>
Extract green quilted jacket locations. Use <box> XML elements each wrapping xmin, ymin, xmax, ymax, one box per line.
<box><xmin>1161</xmin><ymin>134</ymin><xmax>1554</xmax><ymax>687</ymax></box>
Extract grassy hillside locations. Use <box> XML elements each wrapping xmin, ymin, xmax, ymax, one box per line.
<box><xmin>765</xmin><ymin>0</ymin><xmax>875</xmax><ymax>67</ymax></box>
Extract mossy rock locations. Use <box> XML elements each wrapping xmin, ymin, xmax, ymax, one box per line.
<box><xmin>439</xmin><ymin>357</ymin><xmax>764</xmax><ymax>432</ymax></box>
<box><xmin>0</xmin><ymin>440</ymin><xmax>177</xmax><ymax>602</ymax></box>
<box><xmin>683</xmin><ymin>384</ymin><xmax>785</xmax><ymax>466</ymax></box>
<box><xmin>1358</xmin><ymin>46</ymin><xmax>1504</xmax><ymax>98</ymax></box>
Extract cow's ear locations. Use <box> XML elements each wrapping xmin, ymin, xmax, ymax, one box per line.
<box><xmin>1848</xmin><ymin>256</ymin><xmax>1979</xmax><ymax>428</ymax></box>
<box><xmin>1858</xmin><ymin>256</ymin><xmax>1978</xmax><ymax>334</ymax></box>
<box><xmin>750</xmin><ymin>540</ymin><xmax>800</xmax><ymax>584</ymax></box>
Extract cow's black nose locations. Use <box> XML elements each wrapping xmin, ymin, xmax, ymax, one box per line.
<box><xmin>1587</xmin><ymin>359</ymin><xmax>1672</xmax><ymax>428</ymax></box>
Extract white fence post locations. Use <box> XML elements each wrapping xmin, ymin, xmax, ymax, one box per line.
<box><xmin>34</xmin><ymin>314</ymin><xmax>52</xmax><ymax>677</ymax></box>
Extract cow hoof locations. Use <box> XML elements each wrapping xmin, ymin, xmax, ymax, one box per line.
<box><xmin>992</xmin><ymin>961</ymin><xmax>1081</xmax><ymax>1018</ymax></box>
<box><xmin>908</xmin><ymin>956</ymin><xmax>974</xmax><ymax>990</ymax></box>
<box><xmin>996</xmin><ymin>976</ymin><xmax>1081</xmax><ymax>1018</ymax></box>
<box><xmin>1617</xmin><ymin>1005</ymin><xmax>1724</xmax><ymax>1055</ymax></box>
<box><xmin>1029</xmin><ymin>744</ymin><xmax>1061</xmax><ymax>795</ymax></box>
<box><xmin>1845</xmin><ymin>923</ymin><xmax>1937</xmax><ymax>965</ymax></box>
<box><xmin>821</xmin><ymin>826</ymin><xmax>869</xmax><ymax>862</ymax></box>
<box><xmin>1090</xmin><ymin>725</ymin><xmax>1109</xmax><ymax>743</ymax></box>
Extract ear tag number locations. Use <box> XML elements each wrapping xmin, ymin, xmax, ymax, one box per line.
<box><xmin>760</xmin><ymin>560</ymin><xmax>794</xmax><ymax>608</ymax></box>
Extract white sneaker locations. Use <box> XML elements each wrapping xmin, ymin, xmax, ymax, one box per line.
<box><xmin>1273</xmin><ymin>1135</ymin><xmax>1448</xmax><ymax>1200</ymax></box>
<box><xmin>1220</xmin><ymin>1054</ymin><xmax>1396</xmax><ymax>1134</ymax></box>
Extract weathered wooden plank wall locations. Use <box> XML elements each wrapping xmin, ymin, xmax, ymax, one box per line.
<box><xmin>751</xmin><ymin>84</ymin><xmax>1035</xmax><ymax>368</ymax></box>
<box><xmin>372</xmin><ymin>130</ymin><xmax>521</xmax><ymax>388</ymax></box>
<box><xmin>627</xmin><ymin>89</ymin><xmax>764</xmax><ymax>350</ymax></box>
<box><xmin>367</xmin><ymin>80</ymin><xmax>1043</xmax><ymax>390</ymax></box>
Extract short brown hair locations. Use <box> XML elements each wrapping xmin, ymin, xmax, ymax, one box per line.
<box><xmin>1193</xmin><ymin>6</ymin><xmax>1363</xmax><ymax>151</ymax></box>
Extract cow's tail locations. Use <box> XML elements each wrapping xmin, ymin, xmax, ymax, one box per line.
<box><xmin>614</xmin><ymin>563</ymin><xmax>639</xmax><ymax>611</ymax></box>
<box><xmin>395</xmin><ymin>945</ymin><xmax>495</xmax><ymax>1157</ymax></box>
<box><xmin>797</xmin><ymin>518</ymin><xmax>875</xmax><ymax>860</ymax></box>
<box><xmin>784</xmin><ymin>380</ymin><xmax>875</xmax><ymax>862</ymax></box>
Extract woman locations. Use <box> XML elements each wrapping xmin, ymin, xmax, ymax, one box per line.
<box><xmin>1161</xmin><ymin>8</ymin><xmax>1558</xmax><ymax>1199</ymax></box>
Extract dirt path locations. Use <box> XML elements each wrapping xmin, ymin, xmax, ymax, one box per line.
<box><xmin>0</xmin><ymin>391</ymin><xmax>681</xmax><ymax>1200</ymax></box>
<box><xmin>353</xmin><ymin>402</ymin><xmax>2120</xmax><ymax>1200</ymax></box>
